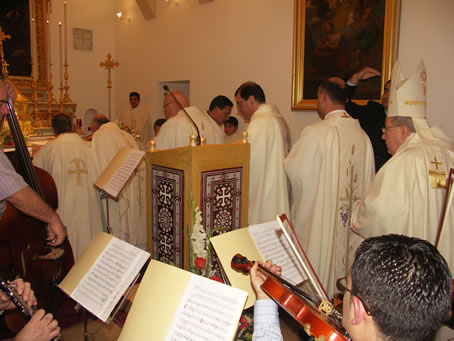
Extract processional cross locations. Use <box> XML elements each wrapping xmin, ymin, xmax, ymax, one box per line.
<box><xmin>99</xmin><ymin>53</ymin><xmax>120</xmax><ymax>120</ymax></box>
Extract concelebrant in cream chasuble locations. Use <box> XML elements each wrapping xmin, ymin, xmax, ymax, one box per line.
<box><xmin>285</xmin><ymin>77</ymin><xmax>375</xmax><ymax>297</ymax></box>
<box><xmin>352</xmin><ymin>60</ymin><xmax>454</xmax><ymax>273</ymax></box>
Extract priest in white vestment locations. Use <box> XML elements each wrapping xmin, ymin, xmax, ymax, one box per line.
<box><xmin>285</xmin><ymin>78</ymin><xmax>374</xmax><ymax>297</ymax></box>
<box><xmin>352</xmin><ymin>61</ymin><xmax>454</xmax><ymax>275</ymax></box>
<box><xmin>90</xmin><ymin>115</ymin><xmax>147</xmax><ymax>248</ymax></box>
<box><xmin>154</xmin><ymin>91</ymin><xmax>224</xmax><ymax>149</ymax></box>
<box><xmin>120</xmin><ymin>91</ymin><xmax>150</xmax><ymax>147</ymax></box>
<box><xmin>33</xmin><ymin>114</ymin><xmax>103</xmax><ymax>260</ymax></box>
<box><xmin>235</xmin><ymin>82</ymin><xmax>291</xmax><ymax>225</ymax></box>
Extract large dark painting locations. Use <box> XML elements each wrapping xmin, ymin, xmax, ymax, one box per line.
<box><xmin>292</xmin><ymin>0</ymin><xmax>401</xmax><ymax>110</ymax></box>
<box><xmin>0</xmin><ymin>0</ymin><xmax>47</xmax><ymax>88</ymax></box>
<box><xmin>0</xmin><ymin>0</ymin><xmax>32</xmax><ymax>77</ymax></box>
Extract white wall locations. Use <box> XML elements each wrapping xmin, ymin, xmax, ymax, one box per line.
<box><xmin>48</xmin><ymin>0</ymin><xmax>117</xmax><ymax>119</ymax></box>
<box><xmin>49</xmin><ymin>0</ymin><xmax>454</xmax><ymax>141</ymax></box>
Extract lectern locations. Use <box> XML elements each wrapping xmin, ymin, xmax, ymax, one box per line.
<box><xmin>146</xmin><ymin>136</ymin><xmax>250</xmax><ymax>270</ymax></box>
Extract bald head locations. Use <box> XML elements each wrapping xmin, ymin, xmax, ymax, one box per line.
<box><xmin>163</xmin><ymin>90</ymin><xmax>190</xmax><ymax>119</ymax></box>
<box><xmin>90</xmin><ymin>114</ymin><xmax>109</xmax><ymax>133</ymax></box>
<box><xmin>317</xmin><ymin>77</ymin><xmax>347</xmax><ymax>119</ymax></box>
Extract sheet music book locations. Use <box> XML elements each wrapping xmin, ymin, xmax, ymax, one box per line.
<box><xmin>58</xmin><ymin>232</ymin><xmax>150</xmax><ymax>322</ymax></box>
<box><xmin>210</xmin><ymin>219</ymin><xmax>307</xmax><ymax>308</ymax></box>
<box><xmin>119</xmin><ymin>260</ymin><xmax>248</xmax><ymax>341</ymax></box>
<box><xmin>94</xmin><ymin>147</ymin><xmax>145</xmax><ymax>199</ymax></box>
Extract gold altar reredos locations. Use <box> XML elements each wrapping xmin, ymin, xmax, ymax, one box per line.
<box><xmin>4</xmin><ymin>0</ymin><xmax>76</xmax><ymax>126</ymax></box>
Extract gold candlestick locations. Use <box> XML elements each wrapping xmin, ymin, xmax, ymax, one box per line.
<box><xmin>63</xmin><ymin>1</ymin><xmax>72</xmax><ymax>103</ymax></box>
<box><xmin>46</xmin><ymin>20</ymin><xmax>56</xmax><ymax>125</ymax></box>
<box><xmin>99</xmin><ymin>53</ymin><xmax>120</xmax><ymax>120</ymax></box>
<box><xmin>58</xmin><ymin>22</ymin><xmax>64</xmax><ymax>113</ymax></box>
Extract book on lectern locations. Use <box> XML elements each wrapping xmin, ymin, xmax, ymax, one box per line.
<box><xmin>57</xmin><ymin>232</ymin><xmax>150</xmax><ymax>322</ymax></box>
<box><xmin>118</xmin><ymin>260</ymin><xmax>248</xmax><ymax>341</ymax></box>
<box><xmin>210</xmin><ymin>219</ymin><xmax>307</xmax><ymax>308</ymax></box>
<box><xmin>94</xmin><ymin>147</ymin><xmax>145</xmax><ymax>199</ymax></box>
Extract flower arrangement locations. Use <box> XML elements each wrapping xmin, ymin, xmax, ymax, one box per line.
<box><xmin>188</xmin><ymin>196</ymin><xmax>225</xmax><ymax>282</ymax></box>
<box><xmin>0</xmin><ymin>125</ymin><xmax>14</xmax><ymax>147</ymax></box>
<box><xmin>116</xmin><ymin>120</ymin><xmax>133</xmax><ymax>134</ymax></box>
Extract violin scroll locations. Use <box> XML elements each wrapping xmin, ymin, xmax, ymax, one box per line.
<box><xmin>231</xmin><ymin>254</ymin><xmax>254</xmax><ymax>274</ymax></box>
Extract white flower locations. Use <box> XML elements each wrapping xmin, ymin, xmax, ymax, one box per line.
<box><xmin>191</xmin><ymin>207</ymin><xmax>207</xmax><ymax>258</ymax></box>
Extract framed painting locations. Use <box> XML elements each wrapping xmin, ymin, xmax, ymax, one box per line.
<box><xmin>0</xmin><ymin>0</ymin><xmax>48</xmax><ymax>89</ymax></box>
<box><xmin>291</xmin><ymin>0</ymin><xmax>401</xmax><ymax>110</ymax></box>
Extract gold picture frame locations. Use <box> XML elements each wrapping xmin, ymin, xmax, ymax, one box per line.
<box><xmin>291</xmin><ymin>0</ymin><xmax>401</xmax><ymax>110</ymax></box>
<box><xmin>2</xmin><ymin>0</ymin><xmax>48</xmax><ymax>89</ymax></box>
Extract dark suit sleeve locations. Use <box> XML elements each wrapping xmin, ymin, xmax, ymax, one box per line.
<box><xmin>345</xmin><ymin>84</ymin><xmax>365</xmax><ymax>119</ymax></box>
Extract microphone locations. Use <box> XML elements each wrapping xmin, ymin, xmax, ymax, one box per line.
<box><xmin>163</xmin><ymin>85</ymin><xmax>201</xmax><ymax>146</ymax></box>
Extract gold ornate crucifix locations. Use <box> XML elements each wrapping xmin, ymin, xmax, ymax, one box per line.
<box><xmin>99</xmin><ymin>53</ymin><xmax>120</xmax><ymax>120</ymax></box>
<box><xmin>0</xmin><ymin>26</ymin><xmax>11</xmax><ymax>78</ymax></box>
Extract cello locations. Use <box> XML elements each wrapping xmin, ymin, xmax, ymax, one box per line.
<box><xmin>0</xmin><ymin>80</ymin><xmax>74</xmax><ymax>331</ymax></box>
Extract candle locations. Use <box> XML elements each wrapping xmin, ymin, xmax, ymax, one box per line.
<box><xmin>31</xmin><ymin>18</ymin><xmax>35</xmax><ymax>79</ymax></box>
<box><xmin>59</xmin><ymin>21</ymin><xmax>62</xmax><ymax>85</ymax></box>
<box><xmin>47</xmin><ymin>20</ymin><xmax>51</xmax><ymax>78</ymax></box>
<box><xmin>64</xmin><ymin>2</ymin><xmax>67</xmax><ymax>65</ymax></box>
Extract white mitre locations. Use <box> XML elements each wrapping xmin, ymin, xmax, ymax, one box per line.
<box><xmin>388</xmin><ymin>60</ymin><xmax>446</xmax><ymax>188</ymax></box>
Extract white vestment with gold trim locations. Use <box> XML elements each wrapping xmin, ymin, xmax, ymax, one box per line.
<box><xmin>352</xmin><ymin>126</ymin><xmax>454</xmax><ymax>272</ymax></box>
<box><xmin>120</xmin><ymin>105</ymin><xmax>150</xmax><ymax>147</ymax></box>
<box><xmin>248</xmin><ymin>103</ymin><xmax>291</xmax><ymax>225</ymax></box>
<box><xmin>285</xmin><ymin>110</ymin><xmax>374</xmax><ymax>297</ymax></box>
<box><xmin>33</xmin><ymin>133</ymin><xmax>103</xmax><ymax>260</ymax></box>
<box><xmin>154</xmin><ymin>106</ymin><xmax>224</xmax><ymax>149</ymax></box>
<box><xmin>91</xmin><ymin>122</ymin><xmax>147</xmax><ymax>246</ymax></box>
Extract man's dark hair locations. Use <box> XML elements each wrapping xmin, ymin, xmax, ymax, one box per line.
<box><xmin>225</xmin><ymin>116</ymin><xmax>238</xmax><ymax>127</ymax></box>
<box><xmin>92</xmin><ymin>115</ymin><xmax>110</xmax><ymax>129</ymax></box>
<box><xmin>129</xmin><ymin>91</ymin><xmax>140</xmax><ymax>100</ymax></box>
<box><xmin>319</xmin><ymin>78</ymin><xmax>346</xmax><ymax>105</ymax></box>
<box><xmin>51</xmin><ymin>114</ymin><xmax>72</xmax><ymax>135</ymax></box>
<box><xmin>209</xmin><ymin>95</ymin><xmax>233</xmax><ymax>111</ymax></box>
<box><xmin>234</xmin><ymin>82</ymin><xmax>266</xmax><ymax>103</ymax></box>
<box><xmin>351</xmin><ymin>234</ymin><xmax>452</xmax><ymax>341</ymax></box>
<box><xmin>154</xmin><ymin>118</ymin><xmax>166</xmax><ymax>128</ymax></box>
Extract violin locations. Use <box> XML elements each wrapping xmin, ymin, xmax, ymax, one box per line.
<box><xmin>231</xmin><ymin>254</ymin><xmax>350</xmax><ymax>341</ymax></box>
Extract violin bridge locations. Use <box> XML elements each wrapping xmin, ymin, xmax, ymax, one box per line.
<box><xmin>318</xmin><ymin>299</ymin><xmax>334</xmax><ymax>316</ymax></box>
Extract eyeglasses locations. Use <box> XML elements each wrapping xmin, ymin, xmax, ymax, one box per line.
<box><xmin>381</xmin><ymin>125</ymin><xmax>401</xmax><ymax>134</ymax></box>
<box><xmin>336</xmin><ymin>277</ymin><xmax>372</xmax><ymax>316</ymax></box>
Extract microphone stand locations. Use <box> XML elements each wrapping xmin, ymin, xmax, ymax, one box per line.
<box><xmin>163</xmin><ymin>85</ymin><xmax>201</xmax><ymax>146</ymax></box>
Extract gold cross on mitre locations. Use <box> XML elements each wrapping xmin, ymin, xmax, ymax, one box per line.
<box><xmin>420</xmin><ymin>70</ymin><xmax>427</xmax><ymax>97</ymax></box>
<box><xmin>0</xmin><ymin>26</ymin><xmax>11</xmax><ymax>77</ymax></box>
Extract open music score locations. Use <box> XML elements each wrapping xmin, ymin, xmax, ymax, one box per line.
<box><xmin>210</xmin><ymin>219</ymin><xmax>307</xmax><ymax>308</ymax></box>
<box><xmin>58</xmin><ymin>232</ymin><xmax>150</xmax><ymax>322</ymax></box>
<box><xmin>119</xmin><ymin>260</ymin><xmax>248</xmax><ymax>341</ymax></box>
<box><xmin>94</xmin><ymin>147</ymin><xmax>145</xmax><ymax>199</ymax></box>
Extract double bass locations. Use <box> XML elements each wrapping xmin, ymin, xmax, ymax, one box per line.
<box><xmin>0</xmin><ymin>83</ymin><xmax>74</xmax><ymax>327</ymax></box>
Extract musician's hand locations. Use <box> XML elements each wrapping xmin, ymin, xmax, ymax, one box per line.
<box><xmin>46</xmin><ymin>214</ymin><xmax>67</xmax><ymax>246</ymax></box>
<box><xmin>250</xmin><ymin>260</ymin><xmax>282</xmax><ymax>301</ymax></box>
<box><xmin>0</xmin><ymin>278</ymin><xmax>37</xmax><ymax>311</ymax></box>
<box><xmin>14</xmin><ymin>309</ymin><xmax>61</xmax><ymax>341</ymax></box>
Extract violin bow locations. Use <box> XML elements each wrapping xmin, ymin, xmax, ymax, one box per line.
<box><xmin>435</xmin><ymin>168</ymin><xmax>454</xmax><ymax>248</ymax></box>
<box><xmin>277</xmin><ymin>214</ymin><xmax>329</xmax><ymax>302</ymax></box>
